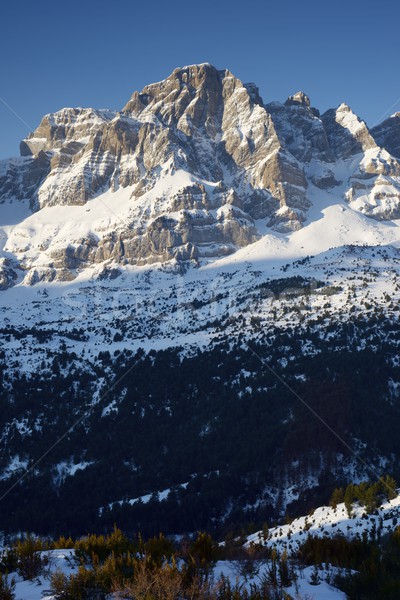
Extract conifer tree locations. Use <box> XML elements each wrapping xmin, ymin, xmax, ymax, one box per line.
<box><xmin>330</xmin><ymin>487</ymin><xmax>344</xmax><ymax>509</ymax></box>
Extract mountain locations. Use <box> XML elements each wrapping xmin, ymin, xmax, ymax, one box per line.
<box><xmin>1</xmin><ymin>64</ymin><xmax>400</xmax><ymax>537</ymax></box>
<box><xmin>372</xmin><ymin>112</ymin><xmax>400</xmax><ymax>159</ymax></box>
<box><xmin>2</xmin><ymin>63</ymin><xmax>400</xmax><ymax>287</ymax></box>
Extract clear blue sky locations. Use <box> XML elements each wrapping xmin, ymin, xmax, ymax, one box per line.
<box><xmin>1</xmin><ymin>0</ymin><xmax>400</xmax><ymax>159</ymax></box>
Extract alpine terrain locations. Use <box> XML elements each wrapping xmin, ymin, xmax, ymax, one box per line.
<box><xmin>1</xmin><ymin>63</ymin><xmax>400</xmax><ymax>540</ymax></box>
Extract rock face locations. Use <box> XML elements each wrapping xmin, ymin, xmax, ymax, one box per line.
<box><xmin>0</xmin><ymin>259</ymin><xmax>17</xmax><ymax>290</ymax></box>
<box><xmin>372</xmin><ymin>113</ymin><xmax>400</xmax><ymax>159</ymax></box>
<box><xmin>20</xmin><ymin>108</ymin><xmax>116</xmax><ymax>156</ymax></box>
<box><xmin>1</xmin><ymin>63</ymin><xmax>400</xmax><ymax>286</ymax></box>
<box><xmin>284</xmin><ymin>91</ymin><xmax>311</xmax><ymax>108</ymax></box>
<box><xmin>267</xmin><ymin>95</ymin><xmax>333</xmax><ymax>163</ymax></box>
<box><xmin>321</xmin><ymin>103</ymin><xmax>376</xmax><ymax>159</ymax></box>
<box><xmin>0</xmin><ymin>153</ymin><xmax>50</xmax><ymax>206</ymax></box>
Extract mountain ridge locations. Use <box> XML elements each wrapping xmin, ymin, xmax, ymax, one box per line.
<box><xmin>1</xmin><ymin>64</ymin><xmax>400</xmax><ymax>540</ymax></box>
<box><xmin>1</xmin><ymin>63</ymin><xmax>400</xmax><ymax>288</ymax></box>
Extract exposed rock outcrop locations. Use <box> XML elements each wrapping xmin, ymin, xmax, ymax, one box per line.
<box><xmin>1</xmin><ymin>63</ymin><xmax>400</xmax><ymax>285</ymax></box>
<box><xmin>371</xmin><ymin>113</ymin><xmax>400</xmax><ymax>160</ymax></box>
<box><xmin>321</xmin><ymin>103</ymin><xmax>376</xmax><ymax>159</ymax></box>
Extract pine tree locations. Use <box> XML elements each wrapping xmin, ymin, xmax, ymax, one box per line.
<box><xmin>278</xmin><ymin>549</ymin><xmax>291</xmax><ymax>587</ymax></box>
<box><xmin>330</xmin><ymin>487</ymin><xmax>344</xmax><ymax>509</ymax></box>
<box><xmin>344</xmin><ymin>484</ymin><xmax>355</xmax><ymax>517</ymax></box>
<box><xmin>381</xmin><ymin>474</ymin><xmax>397</xmax><ymax>501</ymax></box>
<box><xmin>267</xmin><ymin>549</ymin><xmax>278</xmax><ymax>588</ymax></box>
<box><xmin>365</xmin><ymin>486</ymin><xmax>379</xmax><ymax>514</ymax></box>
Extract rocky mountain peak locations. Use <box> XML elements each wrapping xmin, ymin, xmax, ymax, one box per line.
<box><xmin>336</xmin><ymin>102</ymin><xmax>352</xmax><ymax>113</ymax></box>
<box><xmin>1</xmin><ymin>64</ymin><xmax>400</xmax><ymax>287</ymax></box>
<box><xmin>321</xmin><ymin>103</ymin><xmax>376</xmax><ymax>159</ymax></box>
<box><xmin>243</xmin><ymin>82</ymin><xmax>263</xmax><ymax>106</ymax></box>
<box><xmin>20</xmin><ymin>107</ymin><xmax>115</xmax><ymax>157</ymax></box>
<box><xmin>267</xmin><ymin>93</ymin><xmax>332</xmax><ymax>163</ymax></box>
<box><xmin>122</xmin><ymin>63</ymin><xmax>228</xmax><ymax>122</ymax></box>
<box><xmin>371</xmin><ymin>112</ymin><xmax>400</xmax><ymax>160</ymax></box>
<box><xmin>285</xmin><ymin>91</ymin><xmax>311</xmax><ymax>108</ymax></box>
<box><xmin>172</xmin><ymin>62</ymin><xmax>226</xmax><ymax>84</ymax></box>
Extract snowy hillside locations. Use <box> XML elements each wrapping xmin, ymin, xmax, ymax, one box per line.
<box><xmin>248</xmin><ymin>492</ymin><xmax>400</xmax><ymax>555</ymax></box>
<box><xmin>1</xmin><ymin>64</ymin><xmax>400</xmax><ymax>540</ymax></box>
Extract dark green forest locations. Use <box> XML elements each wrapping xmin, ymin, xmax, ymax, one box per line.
<box><xmin>0</xmin><ymin>315</ymin><xmax>399</xmax><ymax>538</ymax></box>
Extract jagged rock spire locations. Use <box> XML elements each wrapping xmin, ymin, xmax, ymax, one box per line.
<box><xmin>0</xmin><ymin>63</ymin><xmax>399</xmax><ymax>286</ymax></box>
<box><xmin>285</xmin><ymin>91</ymin><xmax>311</xmax><ymax>108</ymax></box>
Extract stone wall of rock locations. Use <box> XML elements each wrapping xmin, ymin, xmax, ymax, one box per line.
<box><xmin>1</xmin><ymin>63</ymin><xmax>400</xmax><ymax>286</ymax></box>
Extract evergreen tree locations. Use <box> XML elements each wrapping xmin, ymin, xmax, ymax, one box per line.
<box><xmin>344</xmin><ymin>484</ymin><xmax>355</xmax><ymax>517</ymax></box>
<box><xmin>381</xmin><ymin>475</ymin><xmax>397</xmax><ymax>501</ymax></box>
<box><xmin>330</xmin><ymin>487</ymin><xmax>345</xmax><ymax>509</ymax></box>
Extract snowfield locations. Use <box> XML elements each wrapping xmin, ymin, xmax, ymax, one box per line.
<box><xmin>248</xmin><ymin>494</ymin><xmax>400</xmax><ymax>554</ymax></box>
<box><xmin>1</xmin><ymin>161</ymin><xmax>400</xmax><ymax>380</ymax></box>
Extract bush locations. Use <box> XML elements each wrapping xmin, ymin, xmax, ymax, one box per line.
<box><xmin>50</xmin><ymin>566</ymin><xmax>105</xmax><ymax>600</ymax></box>
<box><xmin>228</xmin><ymin>543</ymin><xmax>269</xmax><ymax>582</ymax></box>
<box><xmin>0</xmin><ymin>549</ymin><xmax>18</xmax><ymax>576</ymax></box>
<box><xmin>183</xmin><ymin>531</ymin><xmax>219</xmax><ymax>585</ymax></box>
<box><xmin>52</xmin><ymin>536</ymin><xmax>75</xmax><ymax>550</ymax></box>
<box><xmin>13</xmin><ymin>535</ymin><xmax>47</xmax><ymax>580</ymax></box>
<box><xmin>94</xmin><ymin>552</ymin><xmax>136</xmax><ymax>591</ymax></box>
<box><xmin>0</xmin><ymin>573</ymin><xmax>15</xmax><ymax>600</ymax></box>
<box><xmin>74</xmin><ymin>526</ymin><xmax>132</xmax><ymax>565</ymax></box>
<box><xmin>114</xmin><ymin>557</ymin><xmax>183</xmax><ymax>600</ymax></box>
<box><xmin>139</xmin><ymin>533</ymin><xmax>175</xmax><ymax>566</ymax></box>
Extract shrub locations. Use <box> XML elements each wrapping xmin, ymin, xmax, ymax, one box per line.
<box><xmin>14</xmin><ymin>535</ymin><xmax>48</xmax><ymax>580</ymax></box>
<box><xmin>115</xmin><ymin>557</ymin><xmax>183</xmax><ymax>600</ymax></box>
<box><xmin>139</xmin><ymin>533</ymin><xmax>175</xmax><ymax>567</ymax></box>
<box><xmin>0</xmin><ymin>549</ymin><xmax>18</xmax><ymax>576</ymax></box>
<box><xmin>228</xmin><ymin>543</ymin><xmax>269</xmax><ymax>582</ymax></box>
<box><xmin>75</xmin><ymin>526</ymin><xmax>132</xmax><ymax>565</ymax></box>
<box><xmin>182</xmin><ymin>531</ymin><xmax>219</xmax><ymax>586</ymax></box>
<box><xmin>0</xmin><ymin>573</ymin><xmax>15</xmax><ymax>600</ymax></box>
<box><xmin>94</xmin><ymin>552</ymin><xmax>136</xmax><ymax>591</ymax></box>
<box><xmin>52</xmin><ymin>536</ymin><xmax>75</xmax><ymax>550</ymax></box>
<box><xmin>50</xmin><ymin>566</ymin><xmax>105</xmax><ymax>600</ymax></box>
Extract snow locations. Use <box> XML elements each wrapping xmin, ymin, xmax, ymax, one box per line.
<box><xmin>247</xmin><ymin>492</ymin><xmax>400</xmax><ymax>555</ymax></box>
<box><xmin>3</xmin><ymin>139</ymin><xmax>400</xmax><ymax>293</ymax></box>
<box><xmin>101</xmin><ymin>482</ymin><xmax>189</xmax><ymax>514</ymax></box>
<box><xmin>1</xmin><ymin>68</ymin><xmax>400</xmax><ymax>600</ymax></box>
<box><xmin>53</xmin><ymin>460</ymin><xmax>92</xmax><ymax>483</ymax></box>
<box><xmin>336</xmin><ymin>103</ymin><xmax>366</xmax><ymax>135</ymax></box>
<box><xmin>8</xmin><ymin>549</ymin><xmax>75</xmax><ymax>600</ymax></box>
<box><xmin>7</xmin><ymin>548</ymin><xmax>345</xmax><ymax>600</ymax></box>
<box><xmin>0</xmin><ymin>198</ymin><xmax>31</xmax><ymax>230</ymax></box>
<box><xmin>0</xmin><ymin>228</ymin><xmax>399</xmax><ymax>382</ymax></box>
<box><xmin>181</xmin><ymin>62</ymin><xmax>213</xmax><ymax>69</ymax></box>
<box><xmin>0</xmin><ymin>455</ymin><xmax>29</xmax><ymax>481</ymax></box>
<box><xmin>213</xmin><ymin>561</ymin><xmax>345</xmax><ymax>599</ymax></box>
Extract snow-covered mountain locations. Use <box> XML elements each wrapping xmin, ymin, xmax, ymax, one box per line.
<box><xmin>1</xmin><ymin>64</ymin><xmax>400</xmax><ymax>538</ymax></box>
<box><xmin>1</xmin><ymin>63</ymin><xmax>400</xmax><ymax>288</ymax></box>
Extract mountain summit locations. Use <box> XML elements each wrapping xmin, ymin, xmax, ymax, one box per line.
<box><xmin>2</xmin><ymin>65</ymin><xmax>400</xmax><ymax>540</ymax></box>
<box><xmin>1</xmin><ymin>63</ymin><xmax>400</xmax><ymax>287</ymax></box>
